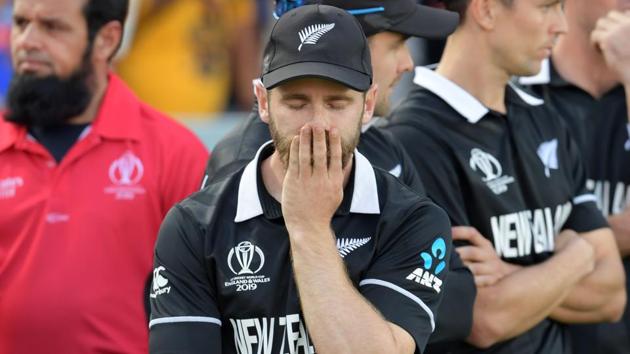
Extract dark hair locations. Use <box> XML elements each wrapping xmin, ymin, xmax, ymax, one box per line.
<box><xmin>443</xmin><ymin>0</ymin><xmax>513</xmax><ymax>22</ymax></box>
<box><xmin>82</xmin><ymin>0</ymin><xmax>129</xmax><ymax>56</ymax></box>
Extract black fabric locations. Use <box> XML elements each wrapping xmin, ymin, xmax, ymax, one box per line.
<box><xmin>149</xmin><ymin>150</ymin><xmax>453</xmax><ymax>354</ymax></box>
<box><xmin>526</xmin><ymin>58</ymin><xmax>630</xmax><ymax>354</ymax></box>
<box><xmin>28</xmin><ymin>123</ymin><xmax>89</xmax><ymax>163</ymax></box>
<box><xmin>386</xmin><ymin>74</ymin><xmax>608</xmax><ymax>354</ymax></box>
<box><xmin>201</xmin><ymin>108</ymin><xmax>475</xmax><ymax>348</ymax></box>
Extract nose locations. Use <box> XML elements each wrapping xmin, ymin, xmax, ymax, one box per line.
<box><xmin>551</xmin><ymin>5</ymin><xmax>568</xmax><ymax>36</ymax></box>
<box><xmin>310</xmin><ymin>105</ymin><xmax>334</xmax><ymax>130</ymax></box>
<box><xmin>398</xmin><ymin>44</ymin><xmax>414</xmax><ymax>74</ymax></box>
<box><xmin>13</xmin><ymin>23</ymin><xmax>44</xmax><ymax>52</ymax></box>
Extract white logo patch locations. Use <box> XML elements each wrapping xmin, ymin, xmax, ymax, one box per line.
<box><xmin>104</xmin><ymin>151</ymin><xmax>146</xmax><ymax>200</ymax></box>
<box><xmin>150</xmin><ymin>266</ymin><xmax>171</xmax><ymax>298</ymax></box>
<box><xmin>537</xmin><ymin>139</ymin><xmax>559</xmax><ymax>177</ymax></box>
<box><xmin>0</xmin><ymin>176</ymin><xmax>23</xmax><ymax>199</ymax></box>
<box><xmin>225</xmin><ymin>241</ymin><xmax>270</xmax><ymax>292</ymax></box>
<box><xmin>336</xmin><ymin>237</ymin><xmax>371</xmax><ymax>258</ymax></box>
<box><xmin>298</xmin><ymin>23</ymin><xmax>335</xmax><ymax>51</ymax></box>
<box><xmin>406</xmin><ymin>268</ymin><xmax>443</xmax><ymax>293</ymax></box>
<box><xmin>469</xmin><ymin>148</ymin><xmax>515</xmax><ymax>195</ymax></box>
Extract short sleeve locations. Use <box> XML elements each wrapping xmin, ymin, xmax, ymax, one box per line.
<box><xmin>561</xmin><ymin>125</ymin><xmax>608</xmax><ymax>233</ymax></box>
<box><xmin>149</xmin><ymin>206</ymin><xmax>222</xmax><ymax>354</ymax></box>
<box><xmin>359</xmin><ymin>203</ymin><xmax>453</xmax><ymax>353</ymax></box>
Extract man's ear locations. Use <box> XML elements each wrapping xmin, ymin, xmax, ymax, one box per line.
<box><xmin>92</xmin><ymin>21</ymin><xmax>123</xmax><ymax>61</ymax></box>
<box><xmin>362</xmin><ymin>83</ymin><xmax>378</xmax><ymax>124</ymax></box>
<box><xmin>469</xmin><ymin>0</ymin><xmax>500</xmax><ymax>31</ymax></box>
<box><xmin>254</xmin><ymin>79</ymin><xmax>270</xmax><ymax>124</ymax></box>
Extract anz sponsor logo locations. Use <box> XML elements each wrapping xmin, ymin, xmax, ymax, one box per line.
<box><xmin>406</xmin><ymin>237</ymin><xmax>447</xmax><ymax>293</ymax></box>
<box><xmin>588</xmin><ymin>179</ymin><xmax>630</xmax><ymax>216</ymax></box>
<box><xmin>230</xmin><ymin>314</ymin><xmax>315</xmax><ymax>354</ymax></box>
<box><xmin>150</xmin><ymin>266</ymin><xmax>171</xmax><ymax>298</ymax></box>
<box><xmin>490</xmin><ymin>202</ymin><xmax>572</xmax><ymax>259</ymax></box>
<box><xmin>225</xmin><ymin>241</ymin><xmax>271</xmax><ymax>292</ymax></box>
<box><xmin>469</xmin><ymin>148</ymin><xmax>515</xmax><ymax>195</ymax></box>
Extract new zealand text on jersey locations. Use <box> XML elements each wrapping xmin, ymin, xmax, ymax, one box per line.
<box><xmin>588</xmin><ymin>179</ymin><xmax>630</xmax><ymax>216</ymax></box>
<box><xmin>490</xmin><ymin>202</ymin><xmax>572</xmax><ymax>259</ymax></box>
<box><xmin>231</xmin><ymin>314</ymin><xmax>315</xmax><ymax>354</ymax></box>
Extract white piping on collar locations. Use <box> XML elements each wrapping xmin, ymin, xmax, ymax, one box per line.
<box><xmin>518</xmin><ymin>59</ymin><xmax>551</xmax><ymax>86</ymax></box>
<box><xmin>234</xmin><ymin>142</ymin><xmax>380</xmax><ymax>223</ymax></box>
<box><xmin>413</xmin><ymin>66</ymin><xmax>488</xmax><ymax>124</ymax></box>
<box><xmin>508</xmin><ymin>81</ymin><xmax>544</xmax><ymax>106</ymax></box>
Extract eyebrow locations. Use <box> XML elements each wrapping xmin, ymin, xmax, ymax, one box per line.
<box><xmin>279</xmin><ymin>93</ymin><xmax>354</xmax><ymax>101</ymax></box>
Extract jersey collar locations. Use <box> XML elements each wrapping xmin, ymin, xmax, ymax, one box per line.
<box><xmin>234</xmin><ymin>141</ymin><xmax>380</xmax><ymax>223</ymax></box>
<box><xmin>413</xmin><ymin>66</ymin><xmax>544</xmax><ymax>124</ymax></box>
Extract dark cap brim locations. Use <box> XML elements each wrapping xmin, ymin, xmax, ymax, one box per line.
<box><xmin>262</xmin><ymin>62</ymin><xmax>372</xmax><ymax>92</ymax></box>
<box><xmin>390</xmin><ymin>5</ymin><xmax>459</xmax><ymax>40</ymax></box>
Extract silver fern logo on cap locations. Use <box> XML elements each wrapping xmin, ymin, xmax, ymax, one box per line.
<box><xmin>298</xmin><ymin>23</ymin><xmax>335</xmax><ymax>51</ymax></box>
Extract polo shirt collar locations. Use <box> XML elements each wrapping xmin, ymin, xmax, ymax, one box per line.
<box><xmin>0</xmin><ymin>119</ymin><xmax>24</xmax><ymax>153</ymax></box>
<box><xmin>413</xmin><ymin>66</ymin><xmax>544</xmax><ymax>124</ymax></box>
<box><xmin>89</xmin><ymin>73</ymin><xmax>144</xmax><ymax>141</ymax></box>
<box><xmin>234</xmin><ymin>140</ymin><xmax>380</xmax><ymax>223</ymax></box>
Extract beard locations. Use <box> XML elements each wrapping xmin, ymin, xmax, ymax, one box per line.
<box><xmin>5</xmin><ymin>54</ymin><xmax>93</xmax><ymax>128</ymax></box>
<box><xmin>268</xmin><ymin>112</ymin><xmax>362</xmax><ymax>170</ymax></box>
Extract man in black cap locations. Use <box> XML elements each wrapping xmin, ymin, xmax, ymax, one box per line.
<box><xmin>149</xmin><ymin>4</ymin><xmax>453</xmax><ymax>354</ymax></box>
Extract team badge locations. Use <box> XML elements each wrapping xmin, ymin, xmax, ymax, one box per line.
<box><xmin>225</xmin><ymin>241</ymin><xmax>271</xmax><ymax>292</ymax></box>
<box><xmin>104</xmin><ymin>151</ymin><xmax>146</xmax><ymax>200</ymax></box>
<box><xmin>469</xmin><ymin>148</ymin><xmax>515</xmax><ymax>195</ymax></box>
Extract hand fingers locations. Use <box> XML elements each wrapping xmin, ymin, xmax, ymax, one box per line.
<box><xmin>456</xmin><ymin>245</ymin><xmax>486</xmax><ymax>263</ymax></box>
<box><xmin>299</xmin><ymin>126</ymin><xmax>312</xmax><ymax>176</ymax></box>
<box><xmin>464</xmin><ymin>261</ymin><xmax>497</xmax><ymax>277</ymax></box>
<box><xmin>287</xmin><ymin>135</ymin><xmax>300</xmax><ymax>176</ymax></box>
<box><xmin>328</xmin><ymin>127</ymin><xmax>343</xmax><ymax>180</ymax></box>
<box><xmin>312</xmin><ymin>125</ymin><xmax>327</xmax><ymax>175</ymax></box>
<box><xmin>475</xmin><ymin>274</ymin><xmax>500</xmax><ymax>287</ymax></box>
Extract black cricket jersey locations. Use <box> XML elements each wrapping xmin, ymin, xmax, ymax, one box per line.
<box><xmin>149</xmin><ymin>142</ymin><xmax>453</xmax><ymax>354</ymax></box>
<box><xmin>200</xmin><ymin>105</ymin><xmax>477</xmax><ymax>348</ymax></box>
<box><xmin>522</xmin><ymin>58</ymin><xmax>630</xmax><ymax>354</ymax></box>
<box><xmin>201</xmin><ymin>105</ymin><xmax>425</xmax><ymax>196</ymax></box>
<box><xmin>386</xmin><ymin>66</ymin><xmax>609</xmax><ymax>354</ymax></box>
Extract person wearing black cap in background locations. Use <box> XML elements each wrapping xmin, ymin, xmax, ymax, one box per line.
<box><xmin>520</xmin><ymin>1</ymin><xmax>630</xmax><ymax>353</ymax></box>
<box><xmin>149</xmin><ymin>5</ymin><xmax>453</xmax><ymax>354</ymax></box>
<box><xmin>386</xmin><ymin>0</ymin><xmax>626</xmax><ymax>353</ymax></box>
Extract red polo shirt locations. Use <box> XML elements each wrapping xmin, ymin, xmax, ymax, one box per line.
<box><xmin>0</xmin><ymin>74</ymin><xmax>209</xmax><ymax>354</ymax></box>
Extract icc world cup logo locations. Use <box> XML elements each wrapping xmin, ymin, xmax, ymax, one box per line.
<box><xmin>469</xmin><ymin>148</ymin><xmax>503</xmax><ymax>182</ymax></box>
<box><xmin>227</xmin><ymin>241</ymin><xmax>265</xmax><ymax>275</ymax></box>
<box><xmin>109</xmin><ymin>151</ymin><xmax>144</xmax><ymax>186</ymax></box>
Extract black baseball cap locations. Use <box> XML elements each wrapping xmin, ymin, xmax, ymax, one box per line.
<box><xmin>274</xmin><ymin>0</ymin><xmax>459</xmax><ymax>39</ymax></box>
<box><xmin>262</xmin><ymin>4</ymin><xmax>372</xmax><ymax>92</ymax></box>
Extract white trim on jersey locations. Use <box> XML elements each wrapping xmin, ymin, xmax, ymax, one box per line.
<box><xmin>234</xmin><ymin>141</ymin><xmax>380</xmax><ymax>222</ymax></box>
<box><xmin>518</xmin><ymin>59</ymin><xmax>551</xmax><ymax>86</ymax></box>
<box><xmin>360</xmin><ymin>278</ymin><xmax>435</xmax><ymax>332</ymax></box>
<box><xmin>149</xmin><ymin>316</ymin><xmax>222</xmax><ymax>329</ymax></box>
<box><xmin>573</xmin><ymin>194</ymin><xmax>598</xmax><ymax>205</ymax></box>
<box><xmin>508</xmin><ymin>82</ymin><xmax>544</xmax><ymax>106</ymax></box>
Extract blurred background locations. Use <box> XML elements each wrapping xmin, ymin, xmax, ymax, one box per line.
<box><xmin>0</xmin><ymin>0</ymin><xmax>447</xmax><ymax>149</ymax></box>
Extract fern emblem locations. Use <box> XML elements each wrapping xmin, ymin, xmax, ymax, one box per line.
<box><xmin>298</xmin><ymin>23</ymin><xmax>335</xmax><ymax>51</ymax></box>
<box><xmin>336</xmin><ymin>237</ymin><xmax>371</xmax><ymax>258</ymax></box>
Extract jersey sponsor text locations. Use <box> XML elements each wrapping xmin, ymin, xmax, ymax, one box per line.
<box><xmin>230</xmin><ymin>314</ymin><xmax>315</xmax><ymax>354</ymax></box>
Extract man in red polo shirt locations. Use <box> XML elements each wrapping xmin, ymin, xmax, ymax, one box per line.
<box><xmin>0</xmin><ymin>0</ymin><xmax>208</xmax><ymax>353</ymax></box>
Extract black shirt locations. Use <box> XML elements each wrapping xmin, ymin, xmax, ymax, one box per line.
<box><xmin>29</xmin><ymin>123</ymin><xmax>91</xmax><ymax>163</ymax></box>
<box><xmin>200</xmin><ymin>105</ymin><xmax>476</xmax><ymax>348</ymax></box>
<box><xmin>523</xmin><ymin>58</ymin><xmax>630</xmax><ymax>354</ymax></box>
<box><xmin>386</xmin><ymin>66</ymin><xmax>609</xmax><ymax>354</ymax></box>
<box><xmin>149</xmin><ymin>143</ymin><xmax>452</xmax><ymax>354</ymax></box>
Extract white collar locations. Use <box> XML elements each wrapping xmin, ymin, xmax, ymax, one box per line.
<box><xmin>234</xmin><ymin>141</ymin><xmax>380</xmax><ymax>223</ymax></box>
<box><xmin>413</xmin><ymin>66</ymin><xmax>544</xmax><ymax>124</ymax></box>
<box><xmin>518</xmin><ymin>59</ymin><xmax>551</xmax><ymax>86</ymax></box>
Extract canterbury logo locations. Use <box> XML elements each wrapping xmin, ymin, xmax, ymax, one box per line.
<box><xmin>298</xmin><ymin>23</ymin><xmax>335</xmax><ymax>51</ymax></box>
<box><xmin>337</xmin><ymin>237</ymin><xmax>371</xmax><ymax>258</ymax></box>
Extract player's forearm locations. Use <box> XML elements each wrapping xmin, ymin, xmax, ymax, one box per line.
<box><xmin>609</xmin><ymin>212</ymin><xmax>630</xmax><ymax>256</ymax></box>
<box><xmin>551</xmin><ymin>229</ymin><xmax>626</xmax><ymax>318</ymax></box>
<box><xmin>550</xmin><ymin>288</ymin><xmax>626</xmax><ymax>323</ymax></box>
<box><xmin>467</xmin><ymin>245</ymin><xmax>593</xmax><ymax>348</ymax></box>
<box><xmin>289</xmin><ymin>228</ymin><xmax>413</xmax><ymax>354</ymax></box>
